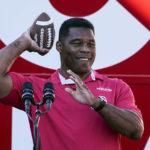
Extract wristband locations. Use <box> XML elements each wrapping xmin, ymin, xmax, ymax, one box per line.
<box><xmin>92</xmin><ymin>96</ymin><xmax>107</xmax><ymax>112</ymax></box>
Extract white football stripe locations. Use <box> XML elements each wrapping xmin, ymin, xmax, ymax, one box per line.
<box><xmin>36</xmin><ymin>19</ymin><xmax>53</xmax><ymax>26</ymax></box>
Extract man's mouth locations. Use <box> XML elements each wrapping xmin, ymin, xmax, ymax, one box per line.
<box><xmin>76</xmin><ymin>57</ymin><xmax>92</xmax><ymax>61</ymax></box>
<box><xmin>79</xmin><ymin>58</ymin><xmax>89</xmax><ymax>61</ymax></box>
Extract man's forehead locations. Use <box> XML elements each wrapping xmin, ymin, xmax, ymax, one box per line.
<box><xmin>69</xmin><ymin>27</ymin><xmax>94</xmax><ymax>34</ymax></box>
<box><xmin>68</xmin><ymin>27</ymin><xmax>95</xmax><ymax>38</ymax></box>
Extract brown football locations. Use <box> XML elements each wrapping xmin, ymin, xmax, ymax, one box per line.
<box><xmin>30</xmin><ymin>12</ymin><xmax>55</xmax><ymax>49</ymax></box>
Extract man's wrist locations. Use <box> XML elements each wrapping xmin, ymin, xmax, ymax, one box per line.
<box><xmin>91</xmin><ymin>96</ymin><xmax>107</xmax><ymax>112</ymax></box>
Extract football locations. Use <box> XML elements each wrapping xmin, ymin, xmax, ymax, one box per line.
<box><xmin>30</xmin><ymin>12</ymin><xmax>55</xmax><ymax>49</ymax></box>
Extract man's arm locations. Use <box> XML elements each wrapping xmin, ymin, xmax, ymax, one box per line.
<box><xmin>65</xmin><ymin>70</ymin><xmax>144</xmax><ymax>140</ymax></box>
<box><xmin>0</xmin><ymin>29</ymin><xmax>49</xmax><ymax>98</ymax></box>
<box><xmin>98</xmin><ymin>103</ymin><xmax>144</xmax><ymax>139</ymax></box>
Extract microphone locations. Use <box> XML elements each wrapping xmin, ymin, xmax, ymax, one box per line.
<box><xmin>22</xmin><ymin>82</ymin><xmax>34</xmax><ymax>113</ymax></box>
<box><xmin>43</xmin><ymin>82</ymin><xmax>55</xmax><ymax>110</ymax></box>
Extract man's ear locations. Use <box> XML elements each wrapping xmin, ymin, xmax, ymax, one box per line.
<box><xmin>56</xmin><ymin>41</ymin><xmax>62</xmax><ymax>53</ymax></box>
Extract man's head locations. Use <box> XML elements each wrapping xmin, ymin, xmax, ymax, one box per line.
<box><xmin>58</xmin><ymin>18</ymin><xmax>95</xmax><ymax>42</ymax></box>
<box><xmin>56</xmin><ymin>18</ymin><xmax>96</xmax><ymax>78</ymax></box>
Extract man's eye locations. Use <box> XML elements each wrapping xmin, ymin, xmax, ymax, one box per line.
<box><xmin>88</xmin><ymin>43</ymin><xmax>95</xmax><ymax>48</ymax></box>
<box><xmin>72</xmin><ymin>42</ymin><xmax>81</xmax><ymax>46</ymax></box>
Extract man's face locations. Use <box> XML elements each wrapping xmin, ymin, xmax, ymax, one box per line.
<box><xmin>60</xmin><ymin>27</ymin><xmax>96</xmax><ymax>75</ymax></box>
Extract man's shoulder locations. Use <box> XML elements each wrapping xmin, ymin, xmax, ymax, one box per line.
<box><xmin>94</xmin><ymin>71</ymin><xmax>118</xmax><ymax>81</ymax></box>
<box><xmin>95</xmin><ymin>71</ymin><xmax>126</xmax><ymax>85</ymax></box>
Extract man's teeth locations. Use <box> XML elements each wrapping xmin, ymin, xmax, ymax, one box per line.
<box><xmin>80</xmin><ymin>58</ymin><xmax>88</xmax><ymax>60</ymax></box>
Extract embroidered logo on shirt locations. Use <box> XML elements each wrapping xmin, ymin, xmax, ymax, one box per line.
<box><xmin>97</xmin><ymin>87</ymin><xmax>112</xmax><ymax>92</ymax></box>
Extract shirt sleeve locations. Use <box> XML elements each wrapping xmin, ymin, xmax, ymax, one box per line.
<box><xmin>0</xmin><ymin>72</ymin><xmax>28</xmax><ymax>110</ymax></box>
<box><xmin>115</xmin><ymin>78</ymin><xmax>142</xmax><ymax>118</ymax></box>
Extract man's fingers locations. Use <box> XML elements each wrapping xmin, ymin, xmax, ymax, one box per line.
<box><xmin>24</xmin><ymin>28</ymin><xmax>50</xmax><ymax>55</ymax></box>
<box><xmin>67</xmin><ymin>70</ymin><xmax>83</xmax><ymax>87</ymax></box>
<box><xmin>38</xmin><ymin>49</ymin><xmax>50</xmax><ymax>55</ymax></box>
<box><xmin>29</xmin><ymin>40</ymin><xmax>50</xmax><ymax>55</ymax></box>
<box><xmin>65</xmin><ymin>88</ymin><xmax>74</xmax><ymax>96</ymax></box>
<box><xmin>67</xmin><ymin>70</ymin><xmax>78</xmax><ymax>79</ymax></box>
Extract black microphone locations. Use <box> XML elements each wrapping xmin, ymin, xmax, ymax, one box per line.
<box><xmin>22</xmin><ymin>82</ymin><xmax>34</xmax><ymax>113</ymax></box>
<box><xmin>43</xmin><ymin>82</ymin><xmax>55</xmax><ymax>110</ymax></box>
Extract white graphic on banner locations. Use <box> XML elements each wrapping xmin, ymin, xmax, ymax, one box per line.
<box><xmin>144</xmin><ymin>137</ymin><xmax>150</xmax><ymax>150</ymax></box>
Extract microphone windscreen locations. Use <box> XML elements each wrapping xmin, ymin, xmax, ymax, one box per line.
<box><xmin>22</xmin><ymin>82</ymin><xmax>33</xmax><ymax>103</ymax></box>
<box><xmin>23</xmin><ymin>82</ymin><xmax>33</xmax><ymax>90</ymax></box>
<box><xmin>43</xmin><ymin>82</ymin><xmax>54</xmax><ymax>103</ymax></box>
<box><xmin>44</xmin><ymin>82</ymin><xmax>53</xmax><ymax>90</ymax></box>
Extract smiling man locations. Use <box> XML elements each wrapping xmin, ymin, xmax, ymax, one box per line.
<box><xmin>0</xmin><ymin>18</ymin><xmax>144</xmax><ymax>150</ymax></box>
<box><xmin>57</xmin><ymin>19</ymin><xmax>96</xmax><ymax>79</ymax></box>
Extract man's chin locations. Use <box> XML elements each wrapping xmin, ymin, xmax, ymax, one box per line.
<box><xmin>74</xmin><ymin>67</ymin><xmax>91</xmax><ymax>75</ymax></box>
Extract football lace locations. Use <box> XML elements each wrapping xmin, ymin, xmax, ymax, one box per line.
<box><xmin>40</xmin><ymin>28</ymin><xmax>44</xmax><ymax>48</ymax></box>
<box><xmin>47</xmin><ymin>28</ymin><xmax>52</xmax><ymax>48</ymax></box>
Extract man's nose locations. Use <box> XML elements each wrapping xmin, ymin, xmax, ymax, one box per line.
<box><xmin>80</xmin><ymin>44</ymin><xmax>90</xmax><ymax>53</ymax></box>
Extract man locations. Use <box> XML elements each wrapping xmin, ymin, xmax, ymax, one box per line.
<box><xmin>0</xmin><ymin>18</ymin><xmax>144</xmax><ymax>150</ymax></box>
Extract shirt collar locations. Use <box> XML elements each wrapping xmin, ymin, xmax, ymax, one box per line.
<box><xmin>58</xmin><ymin>69</ymin><xmax>103</xmax><ymax>85</ymax></box>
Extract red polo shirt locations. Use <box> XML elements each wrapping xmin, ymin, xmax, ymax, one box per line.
<box><xmin>0</xmin><ymin>70</ymin><xmax>142</xmax><ymax>150</ymax></box>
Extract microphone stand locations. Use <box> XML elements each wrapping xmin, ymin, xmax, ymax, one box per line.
<box><xmin>26</xmin><ymin>103</ymin><xmax>50</xmax><ymax>150</ymax></box>
<box><xmin>22</xmin><ymin>82</ymin><xmax>54</xmax><ymax>150</ymax></box>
